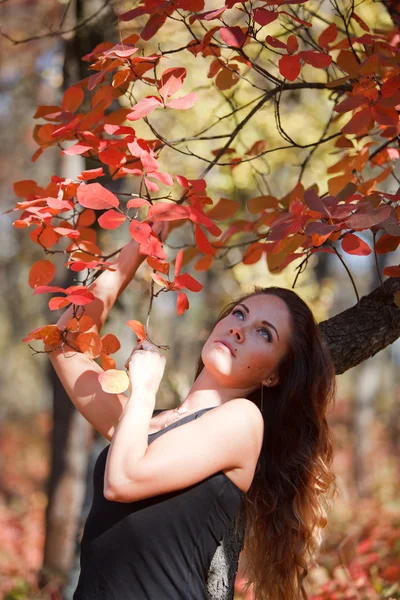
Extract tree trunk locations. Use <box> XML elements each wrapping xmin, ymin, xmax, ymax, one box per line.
<box><xmin>39</xmin><ymin>0</ymin><xmax>117</xmax><ymax>593</ymax></box>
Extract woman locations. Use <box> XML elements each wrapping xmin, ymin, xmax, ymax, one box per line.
<box><xmin>45</xmin><ymin>222</ymin><xmax>337</xmax><ymax>600</ymax></box>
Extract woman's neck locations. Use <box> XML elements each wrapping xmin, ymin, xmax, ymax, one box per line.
<box><xmin>176</xmin><ymin>368</ymin><xmax>252</xmax><ymax>413</ymax></box>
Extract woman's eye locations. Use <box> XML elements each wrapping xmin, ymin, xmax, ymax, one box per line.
<box><xmin>260</xmin><ymin>328</ymin><xmax>272</xmax><ymax>342</ymax></box>
<box><xmin>232</xmin><ymin>310</ymin><xmax>272</xmax><ymax>342</ymax></box>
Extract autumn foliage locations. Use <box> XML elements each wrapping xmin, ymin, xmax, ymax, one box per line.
<box><xmin>7</xmin><ymin>1</ymin><xmax>400</xmax><ymax>394</ymax></box>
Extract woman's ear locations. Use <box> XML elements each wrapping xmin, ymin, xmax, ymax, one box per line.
<box><xmin>262</xmin><ymin>373</ymin><xmax>280</xmax><ymax>387</ymax></box>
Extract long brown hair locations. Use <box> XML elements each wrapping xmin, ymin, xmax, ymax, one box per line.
<box><xmin>194</xmin><ymin>286</ymin><xmax>337</xmax><ymax>599</ymax></box>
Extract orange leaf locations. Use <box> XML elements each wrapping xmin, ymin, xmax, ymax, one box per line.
<box><xmin>22</xmin><ymin>324</ymin><xmax>62</xmax><ymax>347</ymax></box>
<box><xmin>14</xmin><ymin>179</ymin><xmax>42</xmax><ymax>197</ymax></box>
<box><xmin>101</xmin><ymin>334</ymin><xmax>121</xmax><ymax>355</ymax></box>
<box><xmin>77</xmin><ymin>209</ymin><xmax>96</xmax><ymax>227</ymax></box>
<box><xmin>245</xmin><ymin>140</ymin><xmax>266</xmax><ymax>156</ymax></box>
<box><xmin>206</xmin><ymin>197</ymin><xmax>240</xmax><ymax>219</ymax></box>
<box><xmin>49</xmin><ymin>297</ymin><xmax>71</xmax><ymax>310</ymax></box>
<box><xmin>147</xmin><ymin>256</ymin><xmax>170</xmax><ymax>275</ymax></box>
<box><xmin>126</xmin><ymin>320</ymin><xmax>146</xmax><ymax>341</ymax></box>
<box><xmin>28</xmin><ymin>260</ymin><xmax>56</xmax><ymax>289</ymax></box>
<box><xmin>242</xmin><ymin>242</ymin><xmax>264</xmax><ymax>264</ymax></box>
<box><xmin>176</xmin><ymin>291</ymin><xmax>189</xmax><ymax>316</ymax></box>
<box><xmin>98</xmin><ymin>369</ymin><xmax>130</xmax><ymax>393</ymax></box>
<box><xmin>100</xmin><ymin>354</ymin><xmax>117</xmax><ymax>371</ymax></box>
<box><xmin>194</xmin><ymin>255</ymin><xmax>213</xmax><ymax>271</ymax></box>
<box><xmin>30</xmin><ymin>226</ymin><xmax>59</xmax><ymax>249</ymax></box>
<box><xmin>336</xmin><ymin>50</ymin><xmax>360</xmax><ymax>76</ymax></box>
<box><xmin>247</xmin><ymin>195</ymin><xmax>278</xmax><ymax>214</ymax></box>
<box><xmin>67</xmin><ymin>315</ymin><xmax>94</xmax><ymax>333</ymax></box>
<box><xmin>75</xmin><ymin>332</ymin><xmax>103</xmax><ymax>359</ymax></box>
<box><xmin>61</xmin><ymin>86</ymin><xmax>85</xmax><ymax>112</ymax></box>
<box><xmin>383</xmin><ymin>265</ymin><xmax>400</xmax><ymax>277</ymax></box>
<box><xmin>215</xmin><ymin>65</ymin><xmax>240</xmax><ymax>90</ymax></box>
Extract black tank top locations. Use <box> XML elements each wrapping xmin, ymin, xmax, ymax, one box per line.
<box><xmin>73</xmin><ymin>406</ymin><xmax>244</xmax><ymax>600</ymax></box>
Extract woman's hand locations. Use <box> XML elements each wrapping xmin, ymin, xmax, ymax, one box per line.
<box><xmin>124</xmin><ymin>340</ymin><xmax>166</xmax><ymax>397</ymax></box>
<box><xmin>150</xmin><ymin>220</ymin><xmax>173</xmax><ymax>243</ymax></box>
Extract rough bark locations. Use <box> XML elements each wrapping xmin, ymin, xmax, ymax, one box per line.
<box><xmin>318</xmin><ymin>276</ymin><xmax>400</xmax><ymax>375</ymax></box>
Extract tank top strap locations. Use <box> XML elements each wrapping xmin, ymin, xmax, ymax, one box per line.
<box><xmin>149</xmin><ymin>406</ymin><xmax>217</xmax><ymax>441</ymax></box>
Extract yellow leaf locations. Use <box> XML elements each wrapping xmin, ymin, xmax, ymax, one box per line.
<box><xmin>98</xmin><ymin>369</ymin><xmax>130</xmax><ymax>393</ymax></box>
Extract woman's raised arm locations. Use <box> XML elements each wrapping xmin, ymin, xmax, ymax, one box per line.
<box><xmin>44</xmin><ymin>226</ymin><xmax>168</xmax><ymax>440</ymax></box>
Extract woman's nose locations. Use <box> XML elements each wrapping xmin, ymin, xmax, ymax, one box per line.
<box><xmin>229</xmin><ymin>327</ymin><xmax>243</xmax><ymax>341</ymax></box>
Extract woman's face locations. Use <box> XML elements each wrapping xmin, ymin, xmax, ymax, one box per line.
<box><xmin>201</xmin><ymin>293</ymin><xmax>292</xmax><ymax>392</ymax></box>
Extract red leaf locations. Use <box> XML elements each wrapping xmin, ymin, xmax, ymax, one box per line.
<box><xmin>279</xmin><ymin>10</ymin><xmax>312</xmax><ymax>27</ymax></box>
<box><xmin>279</xmin><ymin>54</ymin><xmax>301</xmax><ymax>81</ymax></box>
<box><xmin>120</xmin><ymin>6</ymin><xmax>148</xmax><ymax>21</ymax></box>
<box><xmin>148</xmin><ymin>202</ymin><xmax>190</xmax><ymax>221</ymax></box>
<box><xmin>341</xmin><ymin>107</ymin><xmax>373</xmax><ymax>134</ymax></box>
<box><xmin>98</xmin><ymin>147</ymin><xmax>127</xmax><ymax>166</ymax></box>
<box><xmin>175</xmin><ymin>248</ymin><xmax>184</xmax><ymax>277</ymax></box>
<box><xmin>76</xmin><ymin>183</ymin><xmax>119</xmax><ymax>210</ymax></box>
<box><xmin>299</xmin><ymin>51</ymin><xmax>332</xmax><ymax>68</ymax></box>
<box><xmin>286</xmin><ymin>35</ymin><xmax>298</xmax><ymax>55</ymax></box>
<box><xmin>341</xmin><ymin>232</ymin><xmax>371</xmax><ymax>255</ymax></box>
<box><xmin>98</xmin><ymin>209</ymin><xmax>126</xmax><ymax>230</ymax></box>
<box><xmin>141</xmin><ymin>13</ymin><xmax>167</xmax><ymax>41</ymax></box>
<box><xmin>175</xmin><ymin>272</ymin><xmax>203</xmax><ymax>292</ymax></box>
<box><xmin>265</xmin><ymin>35</ymin><xmax>287</xmax><ymax>49</ymax></box>
<box><xmin>158</xmin><ymin>67</ymin><xmax>186</xmax><ymax>100</ymax></box>
<box><xmin>334</xmin><ymin>95</ymin><xmax>366</xmax><ymax>114</ymax></box>
<box><xmin>318</xmin><ymin>23</ymin><xmax>337</xmax><ymax>47</ymax></box>
<box><xmin>220</xmin><ymin>26</ymin><xmax>246</xmax><ymax>47</ymax></box>
<box><xmin>66</xmin><ymin>292</ymin><xmax>96</xmax><ymax>305</ymax></box>
<box><xmin>167</xmin><ymin>92</ymin><xmax>198</xmax><ymax>110</ymax></box>
<box><xmin>28</xmin><ymin>260</ymin><xmax>56</xmax><ymax>289</ymax></box>
<box><xmin>77</xmin><ymin>167</ymin><xmax>104</xmax><ymax>181</ymax></box>
<box><xmin>371</xmin><ymin>105</ymin><xmax>399</xmax><ymax>126</ymax></box>
<box><xmin>189</xmin><ymin>7</ymin><xmax>225</xmax><ymax>22</ymax></box>
<box><xmin>126</xmin><ymin>198</ymin><xmax>151</xmax><ymax>209</ymax></box>
<box><xmin>195</xmin><ymin>224</ymin><xmax>214</xmax><ymax>255</ymax></box>
<box><xmin>33</xmin><ymin>285</ymin><xmax>67</xmax><ymax>295</ymax></box>
<box><xmin>126</xmin><ymin>96</ymin><xmax>163</xmax><ymax>121</ymax></box>
<box><xmin>351</xmin><ymin>11</ymin><xmax>370</xmax><ymax>32</ymax></box>
<box><xmin>147</xmin><ymin>256</ymin><xmax>170</xmax><ymax>275</ymax></box>
<box><xmin>176</xmin><ymin>291</ymin><xmax>189</xmax><ymax>316</ymax></box>
<box><xmin>63</xmin><ymin>142</ymin><xmax>93</xmax><ymax>156</ymax></box>
<box><xmin>303</xmin><ymin>190</ymin><xmax>332</xmax><ymax>217</ymax></box>
<box><xmin>253</xmin><ymin>9</ymin><xmax>279</xmax><ymax>26</ymax></box>
<box><xmin>345</xmin><ymin>205</ymin><xmax>391</xmax><ymax>230</ymax></box>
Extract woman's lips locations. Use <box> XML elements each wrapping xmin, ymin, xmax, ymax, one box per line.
<box><xmin>215</xmin><ymin>340</ymin><xmax>235</xmax><ymax>357</ymax></box>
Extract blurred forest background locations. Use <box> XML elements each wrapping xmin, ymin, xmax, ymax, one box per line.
<box><xmin>0</xmin><ymin>0</ymin><xmax>399</xmax><ymax>599</ymax></box>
